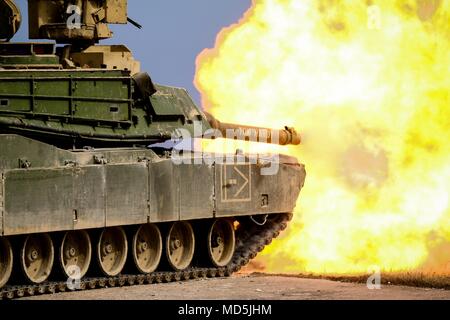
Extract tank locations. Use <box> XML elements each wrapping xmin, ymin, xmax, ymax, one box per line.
<box><xmin>0</xmin><ymin>0</ymin><xmax>306</xmax><ymax>297</ymax></box>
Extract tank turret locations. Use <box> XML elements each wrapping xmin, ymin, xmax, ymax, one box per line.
<box><xmin>0</xmin><ymin>0</ymin><xmax>301</xmax><ymax>148</ymax></box>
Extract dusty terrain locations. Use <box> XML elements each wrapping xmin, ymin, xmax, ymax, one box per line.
<box><xmin>22</xmin><ymin>274</ymin><xmax>450</xmax><ymax>300</ymax></box>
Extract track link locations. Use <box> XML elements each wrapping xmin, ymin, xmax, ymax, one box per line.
<box><xmin>0</xmin><ymin>213</ymin><xmax>292</xmax><ymax>300</ymax></box>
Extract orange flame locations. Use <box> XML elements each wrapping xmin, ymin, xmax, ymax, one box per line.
<box><xmin>195</xmin><ymin>0</ymin><xmax>450</xmax><ymax>274</ymax></box>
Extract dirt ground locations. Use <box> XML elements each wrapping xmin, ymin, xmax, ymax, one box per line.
<box><xmin>22</xmin><ymin>274</ymin><xmax>450</xmax><ymax>300</ymax></box>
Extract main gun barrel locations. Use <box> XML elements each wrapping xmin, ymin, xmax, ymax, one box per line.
<box><xmin>205</xmin><ymin>112</ymin><xmax>301</xmax><ymax>146</ymax></box>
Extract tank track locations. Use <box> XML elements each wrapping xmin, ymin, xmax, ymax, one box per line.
<box><xmin>0</xmin><ymin>213</ymin><xmax>292</xmax><ymax>300</ymax></box>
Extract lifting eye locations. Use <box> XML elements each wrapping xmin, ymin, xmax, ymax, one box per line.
<box><xmin>110</xmin><ymin>106</ymin><xmax>119</xmax><ymax>113</ymax></box>
<box><xmin>0</xmin><ymin>99</ymin><xmax>9</xmax><ymax>107</ymax></box>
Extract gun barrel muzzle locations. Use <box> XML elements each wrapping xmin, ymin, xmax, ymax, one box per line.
<box><xmin>205</xmin><ymin>112</ymin><xmax>301</xmax><ymax>146</ymax></box>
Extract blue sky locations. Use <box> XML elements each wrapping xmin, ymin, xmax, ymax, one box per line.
<box><xmin>13</xmin><ymin>0</ymin><xmax>252</xmax><ymax>105</ymax></box>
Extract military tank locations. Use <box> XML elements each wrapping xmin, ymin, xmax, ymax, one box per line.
<box><xmin>0</xmin><ymin>0</ymin><xmax>306</xmax><ymax>298</ymax></box>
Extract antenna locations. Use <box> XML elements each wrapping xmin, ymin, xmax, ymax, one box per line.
<box><xmin>127</xmin><ymin>17</ymin><xmax>143</xmax><ymax>30</ymax></box>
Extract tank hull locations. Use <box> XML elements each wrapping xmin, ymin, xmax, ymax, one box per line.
<box><xmin>0</xmin><ymin>134</ymin><xmax>304</xmax><ymax>237</ymax></box>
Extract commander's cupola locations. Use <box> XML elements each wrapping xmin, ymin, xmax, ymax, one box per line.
<box><xmin>0</xmin><ymin>0</ymin><xmax>21</xmax><ymax>42</ymax></box>
<box><xmin>0</xmin><ymin>0</ymin><xmax>141</xmax><ymax>74</ymax></box>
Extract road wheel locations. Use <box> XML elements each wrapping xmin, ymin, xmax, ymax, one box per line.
<box><xmin>207</xmin><ymin>219</ymin><xmax>235</xmax><ymax>267</ymax></box>
<box><xmin>20</xmin><ymin>234</ymin><xmax>54</xmax><ymax>284</ymax></box>
<box><xmin>59</xmin><ymin>230</ymin><xmax>91</xmax><ymax>279</ymax></box>
<box><xmin>132</xmin><ymin>224</ymin><xmax>162</xmax><ymax>273</ymax></box>
<box><xmin>0</xmin><ymin>237</ymin><xmax>13</xmax><ymax>288</ymax></box>
<box><xmin>165</xmin><ymin>222</ymin><xmax>195</xmax><ymax>271</ymax></box>
<box><xmin>97</xmin><ymin>227</ymin><xmax>128</xmax><ymax>277</ymax></box>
